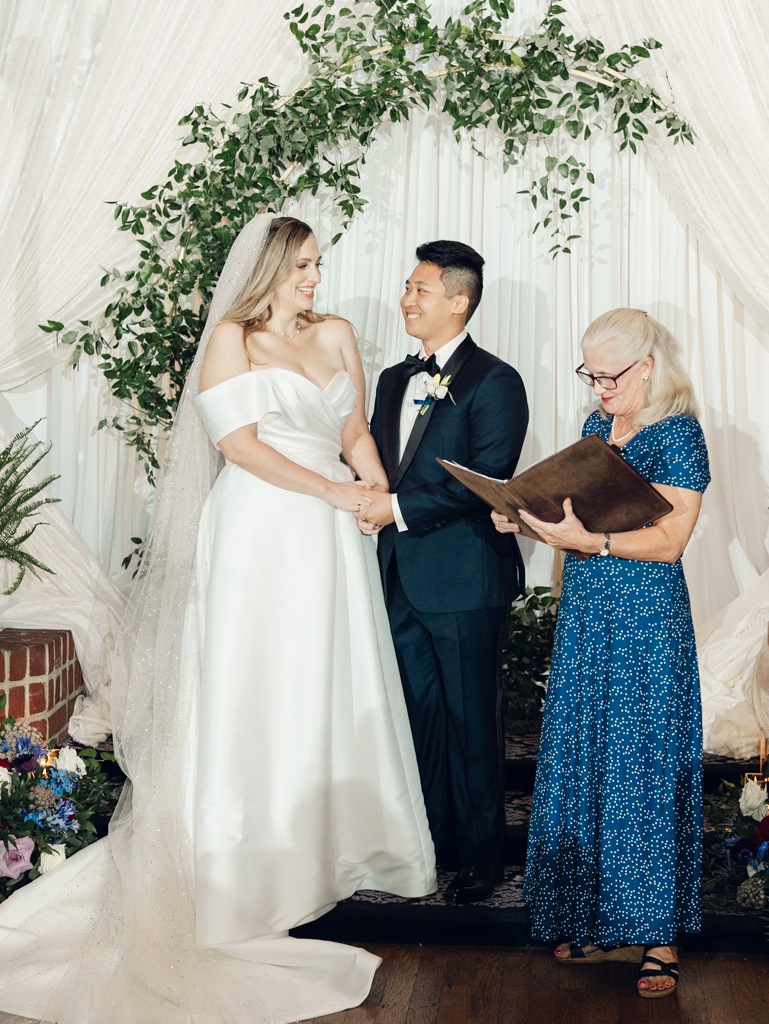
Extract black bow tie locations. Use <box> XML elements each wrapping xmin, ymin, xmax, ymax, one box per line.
<box><xmin>402</xmin><ymin>353</ymin><xmax>440</xmax><ymax>379</ymax></box>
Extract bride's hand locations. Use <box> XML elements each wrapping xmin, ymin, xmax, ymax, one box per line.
<box><xmin>325</xmin><ymin>481</ymin><xmax>374</xmax><ymax>513</ymax></box>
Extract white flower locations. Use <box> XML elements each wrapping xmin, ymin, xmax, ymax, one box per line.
<box><xmin>739</xmin><ymin>778</ymin><xmax>767</xmax><ymax>822</ymax></box>
<box><xmin>0</xmin><ymin>765</ymin><xmax>11</xmax><ymax>791</ymax></box>
<box><xmin>435</xmin><ymin>385</ymin><xmax>449</xmax><ymax>399</ymax></box>
<box><xmin>421</xmin><ymin>376</ymin><xmax>439</xmax><ymax>397</ymax></box>
<box><xmin>39</xmin><ymin>844</ymin><xmax>67</xmax><ymax>874</ymax></box>
<box><xmin>54</xmin><ymin>747</ymin><xmax>87</xmax><ymax>777</ymax></box>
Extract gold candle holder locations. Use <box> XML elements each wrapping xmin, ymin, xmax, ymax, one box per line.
<box><xmin>743</xmin><ymin>772</ymin><xmax>766</xmax><ymax>789</ymax></box>
<box><xmin>760</xmin><ymin>727</ymin><xmax>769</xmax><ymax>776</ymax></box>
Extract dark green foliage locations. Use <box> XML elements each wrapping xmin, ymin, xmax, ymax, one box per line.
<box><xmin>502</xmin><ymin>585</ymin><xmax>558</xmax><ymax>731</ymax></box>
<box><xmin>47</xmin><ymin>1</ymin><xmax>693</xmax><ymax>478</ymax></box>
<box><xmin>0</xmin><ymin>421</ymin><xmax>60</xmax><ymax>595</ymax></box>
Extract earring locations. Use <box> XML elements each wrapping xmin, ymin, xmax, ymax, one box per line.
<box><xmin>643</xmin><ymin>375</ymin><xmax>649</xmax><ymax>380</ymax></box>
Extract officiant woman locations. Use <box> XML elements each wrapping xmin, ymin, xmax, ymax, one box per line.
<box><xmin>492</xmin><ymin>309</ymin><xmax>709</xmax><ymax>1000</ymax></box>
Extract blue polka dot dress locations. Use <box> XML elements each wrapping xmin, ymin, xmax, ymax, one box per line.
<box><xmin>523</xmin><ymin>413</ymin><xmax>710</xmax><ymax>946</ymax></box>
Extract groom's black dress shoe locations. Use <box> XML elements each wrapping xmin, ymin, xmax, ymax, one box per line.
<box><xmin>444</xmin><ymin>864</ymin><xmax>505</xmax><ymax>903</ymax></box>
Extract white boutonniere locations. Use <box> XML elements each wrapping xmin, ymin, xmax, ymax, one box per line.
<box><xmin>414</xmin><ymin>373</ymin><xmax>456</xmax><ymax>416</ymax></box>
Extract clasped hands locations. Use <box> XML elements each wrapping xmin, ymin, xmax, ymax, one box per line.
<box><xmin>492</xmin><ymin>498</ymin><xmax>602</xmax><ymax>554</ymax></box>
<box><xmin>351</xmin><ymin>482</ymin><xmax>394</xmax><ymax>535</ymax></box>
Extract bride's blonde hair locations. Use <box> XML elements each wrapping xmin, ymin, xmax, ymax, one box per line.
<box><xmin>223</xmin><ymin>216</ymin><xmax>333</xmax><ymax>335</ymax></box>
<box><xmin>582</xmin><ymin>308</ymin><xmax>700</xmax><ymax>427</ymax></box>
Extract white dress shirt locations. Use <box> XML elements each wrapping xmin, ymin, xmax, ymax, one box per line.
<box><xmin>391</xmin><ymin>331</ymin><xmax>467</xmax><ymax>532</ymax></box>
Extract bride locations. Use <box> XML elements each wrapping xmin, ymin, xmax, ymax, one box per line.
<box><xmin>0</xmin><ymin>214</ymin><xmax>435</xmax><ymax>1024</ymax></box>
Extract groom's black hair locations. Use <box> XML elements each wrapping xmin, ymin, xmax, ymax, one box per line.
<box><xmin>415</xmin><ymin>240</ymin><xmax>485</xmax><ymax>322</ymax></box>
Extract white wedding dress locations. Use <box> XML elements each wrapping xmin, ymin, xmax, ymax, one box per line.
<box><xmin>191</xmin><ymin>366</ymin><xmax>436</xmax><ymax>941</ymax></box>
<box><xmin>0</xmin><ymin>364</ymin><xmax>436</xmax><ymax>1023</ymax></box>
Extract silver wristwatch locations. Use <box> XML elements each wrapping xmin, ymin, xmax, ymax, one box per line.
<box><xmin>598</xmin><ymin>533</ymin><xmax>611</xmax><ymax>557</ymax></box>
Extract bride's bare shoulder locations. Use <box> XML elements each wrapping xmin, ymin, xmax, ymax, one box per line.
<box><xmin>200</xmin><ymin>321</ymin><xmax>250</xmax><ymax>392</ymax></box>
<box><xmin>310</xmin><ymin>316</ymin><xmax>356</xmax><ymax>352</ymax></box>
<box><xmin>312</xmin><ymin>315</ymin><xmax>354</xmax><ymax>337</ymax></box>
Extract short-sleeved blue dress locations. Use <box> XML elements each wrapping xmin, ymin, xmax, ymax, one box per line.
<box><xmin>523</xmin><ymin>413</ymin><xmax>710</xmax><ymax>946</ymax></box>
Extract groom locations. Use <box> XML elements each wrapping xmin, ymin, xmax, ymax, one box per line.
<box><xmin>357</xmin><ymin>241</ymin><xmax>529</xmax><ymax>902</ymax></box>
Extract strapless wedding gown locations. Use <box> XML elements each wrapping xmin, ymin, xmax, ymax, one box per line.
<box><xmin>0</xmin><ymin>368</ymin><xmax>435</xmax><ymax>1024</ymax></box>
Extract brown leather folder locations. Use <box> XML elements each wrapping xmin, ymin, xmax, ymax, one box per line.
<box><xmin>438</xmin><ymin>433</ymin><xmax>673</xmax><ymax>556</ymax></box>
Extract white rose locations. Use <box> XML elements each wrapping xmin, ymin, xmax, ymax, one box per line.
<box><xmin>39</xmin><ymin>844</ymin><xmax>67</xmax><ymax>874</ymax></box>
<box><xmin>421</xmin><ymin>377</ymin><xmax>438</xmax><ymax>396</ymax></box>
<box><xmin>435</xmin><ymin>385</ymin><xmax>448</xmax><ymax>399</ymax></box>
<box><xmin>54</xmin><ymin>747</ymin><xmax>87</xmax><ymax>776</ymax></box>
<box><xmin>739</xmin><ymin>778</ymin><xmax>767</xmax><ymax>822</ymax></box>
<box><xmin>0</xmin><ymin>765</ymin><xmax>11</xmax><ymax>790</ymax></box>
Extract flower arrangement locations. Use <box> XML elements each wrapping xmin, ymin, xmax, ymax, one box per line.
<box><xmin>0</xmin><ymin>693</ymin><xmax>122</xmax><ymax>903</ymax></box>
<box><xmin>702</xmin><ymin>776</ymin><xmax>769</xmax><ymax>933</ymax></box>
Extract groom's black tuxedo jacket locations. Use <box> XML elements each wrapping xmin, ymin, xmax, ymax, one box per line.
<box><xmin>370</xmin><ymin>335</ymin><xmax>529</xmax><ymax>614</ymax></box>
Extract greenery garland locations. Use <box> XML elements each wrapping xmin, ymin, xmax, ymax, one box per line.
<box><xmin>40</xmin><ymin>0</ymin><xmax>693</xmax><ymax>479</ymax></box>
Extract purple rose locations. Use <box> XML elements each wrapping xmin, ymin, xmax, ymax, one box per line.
<box><xmin>726</xmin><ymin>835</ymin><xmax>758</xmax><ymax>864</ymax></box>
<box><xmin>11</xmin><ymin>756</ymin><xmax>38</xmax><ymax>775</ymax></box>
<box><xmin>0</xmin><ymin>837</ymin><xmax>35</xmax><ymax>879</ymax></box>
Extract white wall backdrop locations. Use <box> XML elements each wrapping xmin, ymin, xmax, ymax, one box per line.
<box><xmin>3</xmin><ymin>0</ymin><xmax>769</xmax><ymax>632</ymax></box>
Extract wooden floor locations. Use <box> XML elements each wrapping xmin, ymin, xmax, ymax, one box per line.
<box><xmin>307</xmin><ymin>945</ymin><xmax>769</xmax><ymax>1024</ymax></box>
<box><xmin>1</xmin><ymin>945</ymin><xmax>767</xmax><ymax>1024</ymax></box>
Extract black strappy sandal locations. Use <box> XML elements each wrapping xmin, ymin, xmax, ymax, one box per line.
<box><xmin>637</xmin><ymin>945</ymin><xmax>679</xmax><ymax>998</ymax></box>
<box><xmin>556</xmin><ymin>942</ymin><xmax>645</xmax><ymax>964</ymax></box>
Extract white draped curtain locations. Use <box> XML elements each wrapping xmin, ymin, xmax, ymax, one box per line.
<box><xmin>2</xmin><ymin>0</ymin><xmax>769</xmax><ymax>639</ymax></box>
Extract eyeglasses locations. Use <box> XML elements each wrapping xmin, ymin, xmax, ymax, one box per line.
<box><xmin>575</xmin><ymin>361</ymin><xmax>638</xmax><ymax>390</ymax></box>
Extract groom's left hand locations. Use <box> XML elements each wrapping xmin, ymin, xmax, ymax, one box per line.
<box><xmin>355</xmin><ymin>490</ymin><xmax>395</xmax><ymax>528</ymax></box>
<box><xmin>357</xmin><ymin>517</ymin><xmax>383</xmax><ymax>535</ymax></box>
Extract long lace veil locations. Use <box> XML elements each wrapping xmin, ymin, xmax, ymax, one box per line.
<box><xmin>102</xmin><ymin>213</ymin><xmax>278</xmax><ymax>1014</ymax></box>
<box><xmin>111</xmin><ymin>212</ymin><xmax>274</xmax><ymax>774</ymax></box>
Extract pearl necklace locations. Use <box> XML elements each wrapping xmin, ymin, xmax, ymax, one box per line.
<box><xmin>266</xmin><ymin>319</ymin><xmax>300</xmax><ymax>338</ymax></box>
<box><xmin>610</xmin><ymin>417</ymin><xmax>637</xmax><ymax>444</ymax></box>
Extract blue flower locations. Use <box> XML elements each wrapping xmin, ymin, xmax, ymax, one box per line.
<box><xmin>21</xmin><ymin>797</ymin><xmax>80</xmax><ymax>835</ymax></box>
<box><xmin>40</xmin><ymin>769</ymin><xmax>79</xmax><ymax>798</ymax></box>
<box><xmin>9</xmin><ymin>737</ymin><xmax>46</xmax><ymax>760</ymax></box>
<box><xmin>20</xmin><ymin>808</ymin><xmax>47</xmax><ymax>827</ymax></box>
<box><xmin>46</xmin><ymin>799</ymin><xmax>79</xmax><ymax>834</ymax></box>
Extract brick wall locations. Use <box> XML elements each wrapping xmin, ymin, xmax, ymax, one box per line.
<box><xmin>0</xmin><ymin>628</ymin><xmax>84</xmax><ymax>746</ymax></box>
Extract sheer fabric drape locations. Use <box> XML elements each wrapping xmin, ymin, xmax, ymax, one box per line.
<box><xmin>0</xmin><ymin>0</ymin><xmax>299</xmax><ymax>389</ymax></box>
<box><xmin>567</xmin><ymin>0</ymin><xmax>769</xmax><ymax>334</ymax></box>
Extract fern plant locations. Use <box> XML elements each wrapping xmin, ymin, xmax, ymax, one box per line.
<box><xmin>0</xmin><ymin>422</ymin><xmax>60</xmax><ymax>596</ymax></box>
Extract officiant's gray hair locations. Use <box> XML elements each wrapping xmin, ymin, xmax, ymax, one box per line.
<box><xmin>582</xmin><ymin>308</ymin><xmax>700</xmax><ymax>427</ymax></box>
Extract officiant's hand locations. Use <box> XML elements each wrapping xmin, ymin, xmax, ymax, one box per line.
<box><xmin>491</xmin><ymin>511</ymin><xmax>520</xmax><ymax>533</ymax></box>
<box><xmin>355</xmin><ymin>490</ymin><xmax>395</xmax><ymax>528</ymax></box>
<box><xmin>517</xmin><ymin>498</ymin><xmax>601</xmax><ymax>553</ymax></box>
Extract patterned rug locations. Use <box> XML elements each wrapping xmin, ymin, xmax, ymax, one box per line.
<box><xmin>351</xmin><ymin>867</ymin><xmax>529</xmax><ymax>910</ymax></box>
